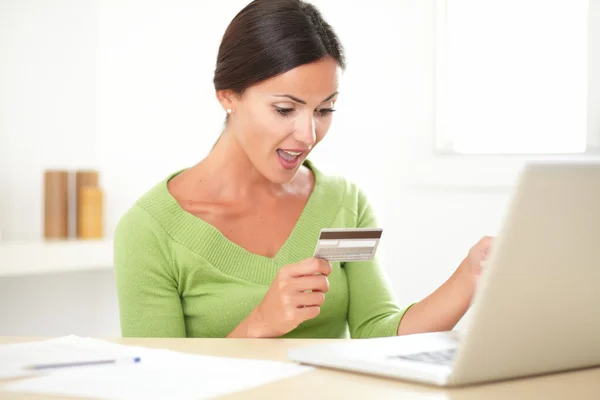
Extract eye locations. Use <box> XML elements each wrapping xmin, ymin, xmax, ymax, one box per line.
<box><xmin>274</xmin><ymin>107</ymin><xmax>294</xmax><ymax>117</ymax></box>
<box><xmin>316</xmin><ymin>108</ymin><xmax>336</xmax><ymax>117</ymax></box>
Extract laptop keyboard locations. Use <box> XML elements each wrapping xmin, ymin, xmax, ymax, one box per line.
<box><xmin>390</xmin><ymin>348</ymin><xmax>457</xmax><ymax>366</ymax></box>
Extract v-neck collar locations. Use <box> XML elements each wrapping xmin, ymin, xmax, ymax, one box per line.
<box><xmin>142</xmin><ymin>159</ymin><xmax>345</xmax><ymax>285</ymax></box>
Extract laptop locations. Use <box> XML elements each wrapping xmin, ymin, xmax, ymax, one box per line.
<box><xmin>288</xmin><ymin>162</ymin><xmax>600</xmax><ymax>386</ymax></box>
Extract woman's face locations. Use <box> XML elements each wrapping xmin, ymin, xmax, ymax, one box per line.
<box><xmin>220</xmin><ymin>57</ymin><xmax>341</xmax><ymax>184</ymax></box>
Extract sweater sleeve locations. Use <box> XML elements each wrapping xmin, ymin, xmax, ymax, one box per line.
<box><xmin>345</xmin><ymin>187</ymin><xmax>414</xmax><ymax>338</ymax></box>
<box><xmin>113</xmin><ymin>204</ymin><xmax>187</xmax><ymax>338</ymax></box>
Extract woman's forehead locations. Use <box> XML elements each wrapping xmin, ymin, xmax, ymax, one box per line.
<box><xmin>249</xmin><ymin>58</ymin><xmax>341</xmax><ymax>102</ymax></box>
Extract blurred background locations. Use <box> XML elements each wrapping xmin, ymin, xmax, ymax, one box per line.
<box><xmin>1</xmin><ymin>0</ymin><xmax>598</xmax><ymax>337</ymax></box>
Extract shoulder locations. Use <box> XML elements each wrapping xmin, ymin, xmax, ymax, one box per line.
<box><xmin>113</xmin><ymin>175</ymin><xmax>184</xmax><ymax>285</ymax></box>
<box><xmin>114</xmin><ymin>172</ymin><xmax>181</xmax><ymax>247</ymax></box>
<box><xmin>306</xmin><ymin>160</ymin><xmax>376</xmax><ymax>227</ymax></box>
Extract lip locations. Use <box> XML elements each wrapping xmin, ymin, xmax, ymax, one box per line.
<box><xmin>277</xmin><ymin>149</ymin><xmax>305</xmax><ymax>170</ymax></box>
<box><xmin>279</xmin><ymin>149</ymin><xmax>309</xmax><ymax>153</ymax></box>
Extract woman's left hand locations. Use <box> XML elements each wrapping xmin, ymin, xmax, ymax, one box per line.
<box><xmin>397</xmin><ymin>235</ymin><xmax>495</xmax><ymax>335</ymax></box>
<box><xmin>460</xmin><ymin>236</ymin><xmax>494</xmax><ymax>287</ymax></box>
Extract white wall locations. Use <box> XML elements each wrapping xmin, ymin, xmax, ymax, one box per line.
<box><xmin>0</xmin><ymin>0</ymin><xmax>529</xmax><ymax>337</ymax></box>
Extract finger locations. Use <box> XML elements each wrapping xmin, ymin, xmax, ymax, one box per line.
<box><xmin>296</xmin><ymin>305</ymin><xmax>321</xmax><ymax>322</ymax></box>
<box><xmin>295</xmin><ymin>291</ymin><xmax>326</xmax><ymax>307</ymax></box>
<box><xmin>294</xmin><ymin>275</ymin><xmax>330</xmax><ymax>293</ymax></box>
<box><xmin>287</xmin><ymin>258</ymin><xmax>332</xmax><ymax>277</ymax></box>
<box><xmin>481</xmin><ymin>236</ymin><xmax>494</xmax><ymax>246</ymax></box>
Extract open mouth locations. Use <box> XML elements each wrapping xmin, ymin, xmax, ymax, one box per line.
<box><xmin>277</xmin><ymin>149</ymin><xmax>304</xmax><ymax>170</ymax></box>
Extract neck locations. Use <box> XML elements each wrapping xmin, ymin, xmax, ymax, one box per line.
<box><xmin>190</xmin><ymin>129</ymin><xmax>283</xmax><ymax>200</ymax></box>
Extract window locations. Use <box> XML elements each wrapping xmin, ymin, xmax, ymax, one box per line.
<box><xmin>410</xmin><ymin>0</ymin><xmax>600</xmax><ymax>188</ymax></box>
<box><xmin>435</xmin><ymin>0</ymin><xmax>598</xmax><ymax>155</ymax></box>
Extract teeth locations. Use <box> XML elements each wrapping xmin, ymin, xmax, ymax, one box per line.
<box><xmin>278</xmin><ymin>149</ymin><xmax>302</xmax><ymax>163</ymax></box>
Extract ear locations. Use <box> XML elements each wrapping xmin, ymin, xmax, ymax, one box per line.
<box><xmin>216</xmin><ymin>89</ymin><xmax>239</xmax><ymax>113</ymax></box>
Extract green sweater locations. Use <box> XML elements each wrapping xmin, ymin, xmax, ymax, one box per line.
<box><xmin>114</xmin><ymin>160</ymin><xmax>411</xmax><ymax>338</ymax></box>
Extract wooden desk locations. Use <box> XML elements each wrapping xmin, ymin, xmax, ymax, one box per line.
<box><xmin>1</xmin><ymin>337</ymin><xmax>599</xmax><ymax>399</ymax></box>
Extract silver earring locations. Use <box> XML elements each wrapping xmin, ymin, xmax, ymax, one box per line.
<box><xmin>226</xmin><ymin>108</ymin><xmax>232</xmax><ymax>114</ymax></box>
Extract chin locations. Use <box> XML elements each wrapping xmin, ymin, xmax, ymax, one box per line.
<box><xmin>252</xmin><ymin>152</ymin><xmax>306</xmax><ymax>184</ymax></box>
<box><xmin>268</xmin><ymin>168</ymin><xmax>299</xmax><ymax>185</ymax></box>
<box><xmin>261</xmin><ymin>161</ymin><xmax>301</xmax><ymax>184</ymax></box>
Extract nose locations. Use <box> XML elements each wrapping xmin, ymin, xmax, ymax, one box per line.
<box><xmin>295</xmin><ymin>115</ymin><xmax>317</xmax><ymax>147</ymax></box>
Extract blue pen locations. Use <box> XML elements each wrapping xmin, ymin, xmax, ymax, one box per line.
<box><xmin>26</xmin><ymin>357</ymin><xmax>141</xmax><ymax>370</ymax></box>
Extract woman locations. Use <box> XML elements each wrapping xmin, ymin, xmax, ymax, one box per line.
<box><xmin>114</xmin><ymin>0</ymin><xmax>491</xmax><ymax>338</ymax></box>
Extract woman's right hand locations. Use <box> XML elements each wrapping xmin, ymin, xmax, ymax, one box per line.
<box><xmin>229</xmin><ymin>258</ymin><xmax>332</xmax><ymax>338</ymax></box>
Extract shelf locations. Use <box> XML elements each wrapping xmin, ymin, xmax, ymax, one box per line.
<box><xmin>0</xmin><ymin>239</ymin><xmax>114</xmax><ymax>277</ymax></box>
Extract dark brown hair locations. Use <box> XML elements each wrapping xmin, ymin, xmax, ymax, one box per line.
<box><xmin>213</xmin><ymin>0</ymin><xmax>345</xmax><ymax>94</ymax></box>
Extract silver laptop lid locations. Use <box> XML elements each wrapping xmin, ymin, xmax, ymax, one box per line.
<box><xmin>450</xmin><ymin>162</ymin><xmax>600</xmax><ymax>385</ymax></box>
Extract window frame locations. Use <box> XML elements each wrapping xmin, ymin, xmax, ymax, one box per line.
<box><xmin>409</xmin><ymin>0</ymin><xmax>600</xmax><ymax>189</ymax></box>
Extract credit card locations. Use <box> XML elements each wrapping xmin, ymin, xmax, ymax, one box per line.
<box><xmin>313</xmin><ymin>228</ymin><xmax>383</xmax><ymax>262</ymax></box>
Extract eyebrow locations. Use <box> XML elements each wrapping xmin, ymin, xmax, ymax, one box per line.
<box><xmin>273</xmin><ymin>92</ymin><xmax>338</xmax><ymax>105</ymax></box>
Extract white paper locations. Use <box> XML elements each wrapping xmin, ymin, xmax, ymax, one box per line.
<box><xmin>0</xmin><ymin>335</ymin><xmax>140</xmax><ymax>380</ymax></box>
<box><xmin>3</xmin><ymin>336</ymin><xmax>313</xmax><ymax>400</ymax></box>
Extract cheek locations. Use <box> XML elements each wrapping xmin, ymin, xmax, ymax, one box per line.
<box><xmin>315</xmin><ymin>117</ymin><xmax>333</xmax><ymax>141</ymax></box>
<box><xmin>246</xmin><ymin>107</ymin><xmax>293</xmax><ymax>146</ymax></box>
